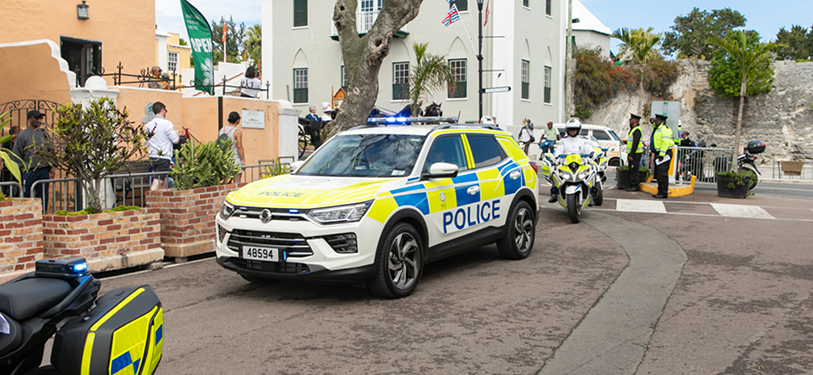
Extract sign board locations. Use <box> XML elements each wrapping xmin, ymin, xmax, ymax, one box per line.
<box><xmin>241</xmin><ymin>109</ymin><xmax>265</xmax><ymax>129</ymax></box>
<box><xmin>650</xmin><ymin>101</ymin><xmax>680</xmax><ymax>138</ymax></box>
<box><xmin>481</xmin><ymin>86</ymin><xmax>511</xmax><ymax>94</ymax></box>
<box><xmin>332</xmin><ymin>87</ymin><xmax>346</xmax><ymax>110</ymax></box>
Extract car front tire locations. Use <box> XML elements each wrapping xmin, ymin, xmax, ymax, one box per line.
<box><xmin>497</xmin><ymin>201</ymin><xmax>536</xmax><ymax>260</ymax></box>
<box><xmin>368</xmin><ymin>223</ymin><xmax>424</xmax><ymax>298</ymax></box>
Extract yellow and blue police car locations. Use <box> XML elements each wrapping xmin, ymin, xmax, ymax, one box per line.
<box><xmin>215</xmin><ymin>117</ymin><xmax>540</xmax><ymax>298</ymax></box>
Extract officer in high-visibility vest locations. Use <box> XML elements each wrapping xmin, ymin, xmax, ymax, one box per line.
<box><xmin>625</xmin><ymin>113</ymin><xmax>644</xmax><ymax>191</ymax></box>
<box><xmin>652</xmin><ymin>114</ymin><xmax>673</xmax><ymax>198</ymax></box>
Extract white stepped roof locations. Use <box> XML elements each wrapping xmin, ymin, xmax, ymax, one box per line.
<box><xmin>572</xmin><ymin>0</ymin><xmax>612</xmax><ymax>35</ymax></box>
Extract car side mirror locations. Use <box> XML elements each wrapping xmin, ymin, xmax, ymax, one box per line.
<box><xmin>423</xmin><ymin>162</ymin><xmax>458</xmax><ymax>179</ymax></box>
<box><xmin>289</xmin><ymin>161</ymin><xmax>304</xmax><ymax>173</ymax></box>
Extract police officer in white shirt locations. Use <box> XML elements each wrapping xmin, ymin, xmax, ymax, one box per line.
<box><xmin>144</xmin><ymin>102</ymin><xmax>179</xmax><ymax>190</ymax></box>
<box><xmin>549</xmin><ymin>119</ymin><xmax>594</xmax><ymax>203</ymax></box>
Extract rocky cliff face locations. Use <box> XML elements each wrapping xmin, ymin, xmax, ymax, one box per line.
<box><xmin>589</xmin><ymin>60</ymin><xmax>813</xmax><ymax>163</ymax></box>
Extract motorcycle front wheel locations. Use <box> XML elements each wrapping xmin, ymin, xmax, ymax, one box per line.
<box><xmin>566</xmin><ymin>193</ymin><xmax>581</xmax><ymax>223</ymax></box>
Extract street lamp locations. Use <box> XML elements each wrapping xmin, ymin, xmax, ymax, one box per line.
<box><xmin>77</xmin><ymin>0</ymin><xmax>89</xmax><ymax>20</ymax></box>
<box><xmin>564</xmin><ymin>0</ymin><xmax>579</xmax><ymax>120</ymax></box>
<box><xmin>477</xmin><ymin>0</ymin><xmax>485</xmax><ymax>120</ymax></box>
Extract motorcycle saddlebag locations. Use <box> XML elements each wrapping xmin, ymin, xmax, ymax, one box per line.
<box><xmin>746</xmin><ymin>140</ymin><xmax>765</xmax><ymax>154</ymax></box>
<box><xmin>50</xmin><ymin>285</ymin><xmax>163</xmax><ymax>375</ymax></box>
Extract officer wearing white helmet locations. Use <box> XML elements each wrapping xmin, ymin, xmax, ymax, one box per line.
<box><xmin>480</xmin><ymin>116</ymin><xmax>495</xmax><ymax>125</ymax></box>
<box><xmin>554</xmin><ymin>119</ymin><xmax>593</xmax><ymax>157</ymax></box>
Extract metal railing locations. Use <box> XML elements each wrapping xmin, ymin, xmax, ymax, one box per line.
<box><xmin>0</xmin><ymin>181</ymin><xmax>22</xmax><ymax>198</ymax></box>
<box><xmin>24</xmin><ymin>164</ymin><xmax>282</xmax><ymax>213</ymax></box>
<box><xmin>672</xmin><ymin>146</ymin><xmax>734</xmax><ymax>184</ymax></box>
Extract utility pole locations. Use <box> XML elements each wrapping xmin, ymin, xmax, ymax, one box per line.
<box><xmin>564</xmin><ymin>0</ymin><xmax>573</xmax><ymax>120</ymax></box>
<box><xmin>477</xmin><ymin>0</ymin><xmax>485</xmax><ymax>120</ymax></box>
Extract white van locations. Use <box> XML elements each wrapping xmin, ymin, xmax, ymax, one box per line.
<box><xmin>551</xmin><ymin>124</ymin><xmax>627</xmax><ymax>166</ymax></box>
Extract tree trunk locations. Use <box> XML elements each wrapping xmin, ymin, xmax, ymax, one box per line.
<box><xmin>83</xmin><ymin>178</ymin><xmax>103</xmax><ymax>213</ymax></box>
<box><xmin>639</xmin><ymin>67</ymin><xmax>645</xmax><ymax>116</ymax></box>
<box><xmin>329</xmin><ymin>0</ymin><xmax>423</xmax><ymax>136</ymax></box>
<box><xmin>732</xmin><ymin>75</ymin><xmax>746</xmax><ymax>171</ymax></box>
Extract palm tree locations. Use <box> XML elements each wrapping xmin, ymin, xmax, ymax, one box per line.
<box><xmin>408</xmin><ymin>43</ymin><xmax>455</xmax><ymax>116</ymax></box>
<box><xmin>709</xmin><ymin>31</ymin><xmax>778</xmax><ymax>169</ymax></box>
<box><xmin>244</xmin><ymin>24</ymin><xmax>262</xmax><ymax>63</ymax></box>
<box><xmin>612</xmin><ymin>27</ymin><xmax>662</xmax><ymax>115</ymax></box>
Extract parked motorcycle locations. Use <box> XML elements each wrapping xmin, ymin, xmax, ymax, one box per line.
<box><xmin>0</xmin><ymin>258</ymin><xmax>163</xmax><ymax>375</ymax></box>
<box><xmin>737</xmin><ymin>140</ymin><xmax>765</xmax><ymax>190</ymax></box>
<box><xmin>541</xmin><ymin>151</ymin><xmax>606</xmax><ymax>223</ymax></box>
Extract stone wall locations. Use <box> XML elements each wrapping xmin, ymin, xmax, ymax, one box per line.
<box><xmin>145</xmin><ymin>183</ymin><xmax>245</xmax><ymax>260</ymax></box>
<box><xmin>589</xmin><ymin>60</ymin><xmax>813</xmax><ymax>164</ymax></box>
<box><xmin>43</xmin><ymin>208</ymin><xmax>163</xmax><ymax>272</ymax></box>
<box><xmin>0</xmin><ymin>199</ymin><xmax>44</xmax><ymax>282</ymax></box>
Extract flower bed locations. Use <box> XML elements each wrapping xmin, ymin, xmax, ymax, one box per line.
<box><xmin>43</xmin><ymin>208</ymin><xmax>163</xmax><ymax>272</ymax></box>
<box><xmin>145</xmin><ymin>183</ymin><xmax>245</xmax><ymax>262</ymax></box>
<box><xmin>0</xmin><ymin>199</ymin><xmax>44</xmax><ymax>283</ymax></box>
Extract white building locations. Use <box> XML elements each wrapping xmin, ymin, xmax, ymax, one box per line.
<box><xmin>572</xmin><ymin>0</ymin><xmax>611</xmax><ymax>59</ymax></box>
<box><xmin>262</xmin><ymin>0</ymin><xmax>572</xmax><ymax>126</ymax></box>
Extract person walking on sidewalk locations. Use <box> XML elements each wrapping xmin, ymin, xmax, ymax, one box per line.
<box><xmin>625</xmin><ymin>113</ymin><xmax>644</xmax><ymax>191</ymax></box>
<box><xmin>12</xmin><ymin>110</ymin><xmax>54</xmax><ymax>211</ymax></box>
<box><xmin>218</xmin><ymin>111</ymin><xmax>246</xmax><ymax>182</ymax></box>
<box><xmin>145</xmin><ymin>102</ymin><xmax>179</xmax><ymax>191</ymax></box>
<box><xmin>651</xmin><ymin>114</ymin><xmax>673</xmax><ymax>199</ymax></box>
<box><xmin>519</xmin><ymin>119</ymin><xmax>534</xmax><ymax>155</ymax></box>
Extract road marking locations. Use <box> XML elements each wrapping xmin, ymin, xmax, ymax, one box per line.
<box><xmin>615</xmin><ymin>199</ymin><xmax>667</xmax><ymax>213</ymax></box>
<box><xmin>711</xmin><ymin>203</ymin><xmax>775</xmax><ymax>219</ymax></box>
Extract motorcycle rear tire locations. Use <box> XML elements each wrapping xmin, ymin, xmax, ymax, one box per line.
<box><xmin>739</xmin><ymin>167</ymin><xmax>758</xmax><ymax>190</ymax></box>
<box><xmin>566</xmin><ymin>193</ymin><xmax>581</xmax><ymax>223</ymax></box>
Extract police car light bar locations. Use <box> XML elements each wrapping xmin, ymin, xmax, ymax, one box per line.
<box><xmin>366</xmin><ymin>116</ymin><xmax>459</xmax><ymax>125</ymax></box>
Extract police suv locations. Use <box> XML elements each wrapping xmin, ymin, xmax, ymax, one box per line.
<box><xmin>215</xmin><ymin>117</ymin><xmax>540</xmax><ymax>298</ymax></box>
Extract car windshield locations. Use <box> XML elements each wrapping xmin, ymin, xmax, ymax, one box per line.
<box><xmin>296</xmin><ymin>133</ymin><xmax>426</xmax><ymax>177</ymax></box>
<box><xmin>607</xmin><ymin>130</ymin><xmax>621</xmax><ymax>141</ymax></box>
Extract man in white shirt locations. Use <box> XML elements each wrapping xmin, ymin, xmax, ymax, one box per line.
<box><xmin>145</xmin><ymin>102</ymin><xmax>179</xmax><ymax>190</ymax></box>
<box><xmin>550</xmin><ymin>119</ymin><xmax>594</xmax><ymax>203</ymax></box>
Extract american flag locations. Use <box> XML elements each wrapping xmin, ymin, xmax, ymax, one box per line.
<box><xmin>442</xmin><ymin>4</ymin><xmax>460</xmax><ymax>27</ymax></box>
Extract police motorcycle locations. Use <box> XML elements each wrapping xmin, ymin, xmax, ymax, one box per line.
<box><xmin>0</xmin><ymin>258</ymin><xmax>163</xmax><ymax>375</ymax></box>
<box><xmin>540</xmin><ymin>122</ymin><xmax>607</xmax><ymax>224</ymax></box>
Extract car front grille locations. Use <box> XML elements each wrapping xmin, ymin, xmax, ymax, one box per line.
<box><xmin>231</xmin><ymin>206</ymin><xmax>309</xmax><ymax>222</ymax></box>
<box><xmin>230</xmin><ymin>259</ymin><xmax>310</xmax><ymax>274</ymax></box>
<box><xmin>227</xmin><ymin>230</ymin><xmax>314</xmax><ymax>257</ymax></box>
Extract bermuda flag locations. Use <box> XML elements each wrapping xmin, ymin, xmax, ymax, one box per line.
<box><xmin>443</xmin><ymin>4</ymin><xmax>461</xmax><ymax>27</ymax></box>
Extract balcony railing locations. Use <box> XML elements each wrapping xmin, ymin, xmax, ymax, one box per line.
<box><xmin>330</xmin><ymin>10</ymin><xmax>408</xmax><ymax>38</ymax></box>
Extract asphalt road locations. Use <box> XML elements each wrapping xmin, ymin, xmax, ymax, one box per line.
<box><xmin>88</xmin><ymin>185</ymin><xmax>813</xmax><ymax>375</ymax></box>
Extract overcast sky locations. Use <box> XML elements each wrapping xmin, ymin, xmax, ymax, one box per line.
<box><xmin>157</xmin><ymin>0</ymin><xmax>812</xmax><ymax>49</ymax></box>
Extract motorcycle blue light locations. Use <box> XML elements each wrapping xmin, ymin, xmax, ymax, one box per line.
<box><xmin>71</xmin><ymin>262</ymin><xmax>88</xmax><ymax>274</ymax></box>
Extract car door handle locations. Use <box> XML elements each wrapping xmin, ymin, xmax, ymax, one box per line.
<box><xmin>467</xmin><ymin>186</ymin><xmax>480</xmax><ymax>195</ymax></box>
<box><xmin>510</xmin><ymin>171</ymin><xmax>521</xmax><ymax>180</ymax></box>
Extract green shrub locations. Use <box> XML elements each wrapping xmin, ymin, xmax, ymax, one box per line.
<box><xmin>170</xmin><ymin>138</ymin><xmax>241</xmax><ymax>190</ymax></box>
<box><xmin>574</xmin><ymin>104</ymin><xmax>594</xmax><ymax>120</ymax></box>
<box><xmin>53</xmin><ymin>205</ymin><xmax>140</xmax><ymax>216</ymax></box>
<box><xmin>0</xmin><ymin>192</ymin><xmax>6</xmax><ymax>201</ymax></box>
<box><xmin>717</xmin><ymin>170</ymin><xmax>755</xmax><ymax>189</ymax></box>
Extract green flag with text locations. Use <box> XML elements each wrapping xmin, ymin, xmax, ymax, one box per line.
<box><xmin>180</xmin><ymin>0</ymin><xmax>214</xmax><ymax>94</ymax></box>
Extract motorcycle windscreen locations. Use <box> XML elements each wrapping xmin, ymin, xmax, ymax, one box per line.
<box><xmin>51</xmin><ymin>285</ymin><xmax>163</xmax><ymax>375</ymax></box>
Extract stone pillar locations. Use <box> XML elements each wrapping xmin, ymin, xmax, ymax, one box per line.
<box><xmin>278</xmin><ymin>103</ymin><xmax>301</xmax><ymax>160</ymax></box>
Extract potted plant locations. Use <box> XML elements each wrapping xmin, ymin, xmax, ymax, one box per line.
<box><xmin>615</xmin><ymin>165</ymin><xmax>650</xmax><ymax>189</ymax></box>
<box><xmin>716</xmin><ymin>170</ymin><xmax>754</xmax><ymax>198</ymax></box>
<box><xmin>145</xmin><ymin>138</ymin><xmax>244</xmax><ymax>262</ymax></box>
<box><xmin>33</xmin><ymin>97</ymin><xmax>163</xmax><ymax>272</ymax></box>
<box><xmin>0</xmin><ymin>112</ymin><xmax>24</xmax><ymax>195</ymax></box>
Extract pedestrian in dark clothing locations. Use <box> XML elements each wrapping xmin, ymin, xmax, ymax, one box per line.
<box><xmin>625</xmin><ymin>113</ymin><xmax>644</xmax><ymax>191</ymax></box>
<box><xmin>12</xmin><ymin>110</ymin><xmax>53</xmax><ymax>211</ymax></box>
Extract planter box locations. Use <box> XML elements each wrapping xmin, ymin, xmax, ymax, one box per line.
<box><xmin>616</xmin><ymin>169</ymin><xmax>649</xmax><ymax>189</ymax></box>
<box><xmin>145</xmin><ymin>183</ymin><xmax>245</xmax><ymax>261</ymax></box>
<box><xmin>716</xmin><ymin>176</ymin><xmax>751</xmax><ymax>199</ymax></box>
<box><xmin>0</xmin><ymin>199</ymin><xmax>44</xmax><ymax>283</ymax></box>
<box><xmin>780</xmin><ymin>161</ymin><xmax>804</xmax><ymax>176</ymax></box>
<box><xmin>43</xmin><ymin>208</ymin><xmax>163</xmax><ymax>273</ymax></box>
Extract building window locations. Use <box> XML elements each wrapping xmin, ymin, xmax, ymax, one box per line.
<box><xmin>523</xmin><ymin>0</ymin><xmax>530</xmax><ymax>8</ymax></box>
<box><xmin>546</xmin><ymin>0</ymin><xmax>551</xmax><ymax>15</ymax></box>
<box><xmin>521</xmin><ymin>60</ymin><xmax>530</xmax><ymax>100</ymax></box>
<box><xmin>449</xmin><ymin>59</ymin><xmax>467</xmax><ymax>98</ymax></box>
<box><xmin>452</xmin><ymin>0</ymin><xmax>468</xmax><ymax>12</ymax></box>
<box><xmin>168</xmin><ymin>52</ymin><xmax>178</xmax><ymax>73</ymax></box>
<box><xmin>294</xmin><ymin>0</ymin><xmax>307</xmax><ymax>27</ymax></box>
<box><xmin>294</xmin><ymin>68</ymin><xmax>308</xmax><ymax>103</ymax></box>
<box><xmin>544</xmin><ymin>66</ymin><xmax>551</xmax><ymax>103</ymax></box>
<box><xmin>341</xmin><ymin>65</ymin><xmax>347</xmax><ymax>91</ymax></box>
<box><xmin>393</xmin><ymin>62</ymin><xmax>409</xmax><ymax>100</ymax></box>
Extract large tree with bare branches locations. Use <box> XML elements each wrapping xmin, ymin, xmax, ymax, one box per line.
<box><xmin>330</xmin><ymin>0</ymin><xmax>423</xmax><ymax>135</ymax></box>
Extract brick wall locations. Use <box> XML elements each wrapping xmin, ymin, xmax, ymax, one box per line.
<box><xmin>43</xmin><ymin>208</ymin><xmax>160</xmax><ymax>260</ymax></box>
<box><xmin>0</xmin><ymin>199</ymin><xmax>44</xmax><ymax>275</ymax></box>
<box><xmin>145</xmin><ymin>183</ymin><xmax>245</xmax><ymax>258</ymax></box>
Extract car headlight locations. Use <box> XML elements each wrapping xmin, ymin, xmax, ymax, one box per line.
<box><xmin>308</xmin><ymin>201</ymin><xmax>372</xmax><ymax>225</ymax></box>
<box><xmin>220</xmin><ymin>201</ymin><xmax>235</xmax><ymax>220</ymax></box>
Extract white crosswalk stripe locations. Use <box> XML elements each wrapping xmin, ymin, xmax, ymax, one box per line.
<box><xmin>711</xmin><ymin>204</ymin><xmax>776</xmax><ymax>219</ymax></box>
<box><xmin>615</xmin><ymin>199</ymin><xmax>667</xmax><ymax>214</ymax></box>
